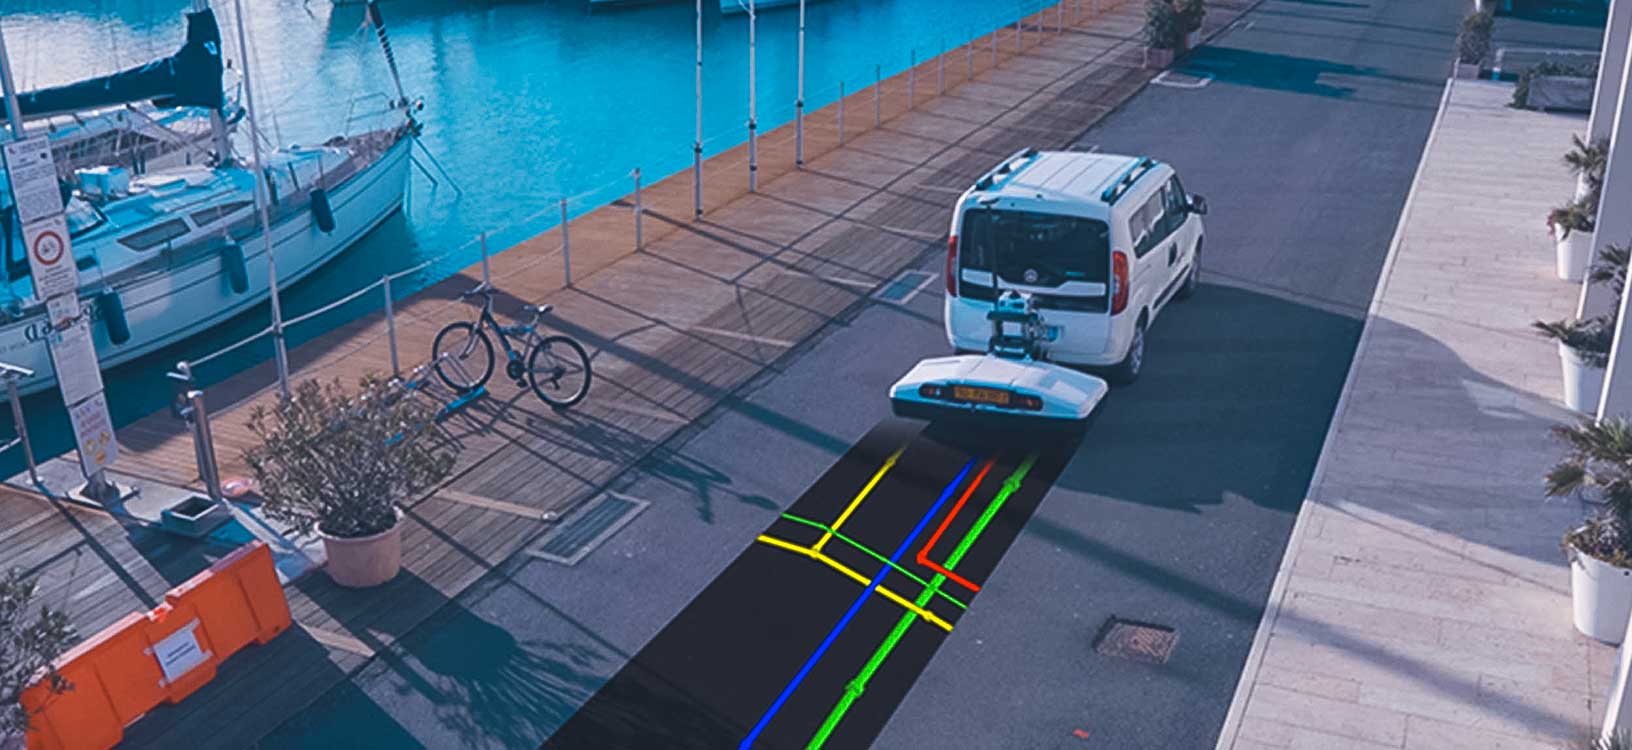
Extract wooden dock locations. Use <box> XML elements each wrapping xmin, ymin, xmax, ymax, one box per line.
<box><xmin>0</xmin><ymin>1</ymin><xmax>1262</xmax><ymax>744</ymax></box>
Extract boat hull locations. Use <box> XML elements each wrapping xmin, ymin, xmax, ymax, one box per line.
<box><xmin>0</xmin><ymin>134</ymin><xmax>413</xmax><ymax>396</ymax></box>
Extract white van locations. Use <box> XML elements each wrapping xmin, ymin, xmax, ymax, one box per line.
<box><xmin>943</xmin><ymin>149</ymin><xmax>1207</xmax><ymax>384</ymax></box>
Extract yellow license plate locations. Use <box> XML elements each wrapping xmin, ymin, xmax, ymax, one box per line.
<box><xmin>953</xmin><ymin>386</ymin><xmax>1011</xmax><ymax>406</ymax></box>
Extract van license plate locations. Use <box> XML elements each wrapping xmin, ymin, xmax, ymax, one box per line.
<box><xmin>954</xmin><ymin>386</ymin><xmax>1011</xmax><ymax>406</ymax></box>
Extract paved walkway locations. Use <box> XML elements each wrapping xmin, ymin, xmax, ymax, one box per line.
<box><xmin>54</xmin><ymin>1</ymin><xmax>1267</xmax><ymax>746</ymax></box>
<box><xmin>1216</xmin><ymin>79</ymin><xmax>1616</xmax><ymax>749</ymax></box>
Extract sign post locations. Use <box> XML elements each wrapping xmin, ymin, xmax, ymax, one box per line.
<box><xmin>2</xmin><ymin>135</ymin><xmax>120</xmax><ymax>502</ymax></box>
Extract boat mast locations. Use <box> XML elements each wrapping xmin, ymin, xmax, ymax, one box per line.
<box><xmin>196</xmin><ymin>0</ymin><xmax>232</xmax><ymax>163</ymax></box>
<box><xmin>230</xmin><ymin>0</ymin><xmax>291</xmax><ymax>399</ymax></box>
<box><xmin>0</xmin><ymin>21</ymin><xmax>27</xmax><ymax>141</ymax></box>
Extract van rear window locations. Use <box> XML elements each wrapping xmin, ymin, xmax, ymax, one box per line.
<box><xmin>959</xmin><ymin>209</ymin><xmax>1109</xmax><ymax>289</ymax></box>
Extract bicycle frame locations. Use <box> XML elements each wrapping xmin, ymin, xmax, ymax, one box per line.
<box><xmin>464</xmin><ymin>292</ymin><xmax>541</xmax><ymax>363</ymax></box>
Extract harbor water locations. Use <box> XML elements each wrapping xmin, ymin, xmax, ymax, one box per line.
<box><xmin>1</xmin><ymin>0</ymin><xmax>1058</xmax><ymax>476</ymax></box>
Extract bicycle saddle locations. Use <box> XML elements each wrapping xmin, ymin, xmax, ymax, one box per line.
<box><xmin>525</xmin><ymin>304</ymin><xmax>553</xmax><ymax>316</ymax></box>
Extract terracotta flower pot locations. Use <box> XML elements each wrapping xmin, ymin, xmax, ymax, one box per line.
<box><xmin>1144</xmin><ymin>46</ymin><xmax>1175</xmax><ymax>69</ymax></box>
<box><xmin>319</xmin><ymin>510</ymin><xmax>403</xmax><ymax>588</ymax></box>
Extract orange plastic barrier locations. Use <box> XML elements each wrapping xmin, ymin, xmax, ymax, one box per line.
<box><xmin>21</xmin><ymin>541</ymin><xmax>292</xmax><ymax>750</ymax></box>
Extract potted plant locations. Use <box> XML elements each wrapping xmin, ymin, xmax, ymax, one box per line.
<box><xmin>1547</xmin><ymin>418</ymin><xmax>1632</xmax><ymax>642</ymax></box>
<box><xmin>245</xmin><ymin>375</ymin><xmax>456</xmax><ymax>589</ymax></box>
<box><xmin>1</xmin><ymin>569</ymin><xmax>73</xmax><ymax>747</ymax></box>
<box><xmin>1175</xmin><ymin>0</ymin><xmax>1206</xmax><ymax>50</ymax></box>
<box><xmin>1143</xmin><ymin>0</ymin><xmax>1184</xmax><ymax>69</ymax></box>
<box><xmin>1536</xmin><ymin>244</ymin><xmax>1625</xmax><ymax>413</ymax></box>
<box><xmin>1550</xmin><ymin>198</ymin><xmax>1597</xmax><ymax>282</ymax></box>
<box><xmin>1454</xmin><ymin>6</ymin><xmax>1493</xmax><ymax>79</ymax></box>
<box><xmin>1567</xmin><ymin>133</ymin><xmax>1610</xmax><ymax>203</ymax></box>
<box><xmin>1514</xmin><ymin>60</ymin><xmax>1599</xmax><ymax>112</ymax></box>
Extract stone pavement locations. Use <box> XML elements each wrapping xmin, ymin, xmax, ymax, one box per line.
<box><xmin>1215</xmin><ymin>80</ymin><xmax>1616</xmax><ymax>749</ymax></box>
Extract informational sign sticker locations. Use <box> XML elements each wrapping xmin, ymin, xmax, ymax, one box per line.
<box><xmin>49</xmin><ymin>317</ymin><xmax>104</xmax><ymax>408</ymax></box>
<box><xmin>67</xmin><ymin>391</ymin><xmax>118</xmax><ymax>477</ymax></box>
<box><xmin>3</xmin><ymin>136</ymin><xmax>64</xmax><ymax>226</ymax></box>
<box><xmin>22</xmin><ymin>215</ymin><xmax>78</xmax><ymax>300</ymax></box>
<box><xmin>152</xmin><ymin>621</ymin><xmax>209</xmax><ymax>685</ymax></box>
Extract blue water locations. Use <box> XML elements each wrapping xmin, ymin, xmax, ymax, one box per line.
<box><xmin>1</xmin><ymin>0</ymin><xmax>1053</xmax><ymax>475</ymax></box>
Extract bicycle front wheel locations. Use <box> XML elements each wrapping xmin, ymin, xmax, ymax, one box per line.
<box><xmin>527</xmin><ymin>335</ymin><xmax>592</xmax><ymax>409</ymax></box>
<box><xmin>432</xmin><ymin>322</ymin><xmax>495</xmax><ymax>393</ymax></box>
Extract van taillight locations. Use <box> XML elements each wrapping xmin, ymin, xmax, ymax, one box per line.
<box><xmin>1111</xmin><ymin>251</ymin><xmax>1129</xmax><ymax>314</ymax></box>
<box><xmin>945</xmin><ymin>235</ymin><xmax>959</xmax><ymax>296</ymax></box>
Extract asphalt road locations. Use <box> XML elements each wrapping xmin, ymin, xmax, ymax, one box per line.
<box><xmin>264</xmin><ymin>0</ymin><xmax>1468</xmax><ymax>748</ymax></box>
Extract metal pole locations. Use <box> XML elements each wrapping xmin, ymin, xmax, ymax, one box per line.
<box><xmin>992</xmin><ymin>29</ymin><xmax>999</xmax><ymax>67</ymax></box>
<box><xmin>1016</xmin><ymin>20</ymin><xmax>1023</xmax><ymax>52</ymax></box>
<box><xmin>908</xmin><ymin>50</ymin><xmax>916</xmax><ymax>109</ymax></box>
<box><xmin>560</xmin><ymin>197</ymin><xmax>572</xmax><ymax>286</ymax></box>
<box><xmin>634</xmin><ymin>168</ymin><xmax>644</xmax><ymax>251</ymax></box>
<box><xmin>967</xmin><ymin>37</ymin><xmax>974</xmax><ymax>80</ymax></box>
<box><xmin>233</xmin><ymin>0</ymin><xmax>290</xmax><ymax>399</ymax></box>
<box><xmin>0</xmin><ymin>24</ymin><xmax>27</xmax><ymax>140</ymax></box>
<box><xmin>796</xmin><ymin>0</ymin><xmax>806</xmax><ymax>167</ymax></box>
<box><xmin>188</xmin><ymin>390</ymin><xmax>225</xmax><ymax>504</ymax></box>
<box><xmin>838</xmin><ymin>81</ymin><xmax>845</xmax><ymax>146</ymax></box>
<box><xmin>747</xmin><ymin>0</ymin><xmax>758</xmax><ymax>193</ymax></box>
<box><xmin>6</xmin><ymin>375</ymin><xmax>36</xmax><ymax>485</ymax></box>
<box><xmin>874</xmin><ymin>64</ymin><xmax>881</xmax><ymax>126</ymax></box>
<box><xmin>382</xmin><ymin>274</ymin><xmax>399</xmax><ymax>379</ymax></box>
<box><xmin>694</xmin><ymin>0</ymin><xmax>704</xmax><ymax>219</ymax></box>
<box><xmin>480</xmin><ymin>232</ymin><xmax>491</xmax><ymax>286</ymax></box>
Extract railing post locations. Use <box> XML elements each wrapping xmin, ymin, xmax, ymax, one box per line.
<box><xmin>838</xmin><ymin>81</ymin><xmax>846</xmax><ymax>145</ymax></box>
<box><xmin>634</xmin><ymin>167</ymin><xmax>644</xmax><ymax>251</ymax></box>
<box><xmin>479</xmin><ymin>232</ymin><xmax>491</xmax><ymax>286</ymax></box>
<box><xmin>874</xmin><ymin>64</ymin><xmax>881</xmax><ymax>126</ymax></box>
<box><xmin>382</xmin><ymin>274</ymin><xmax>399</xmax><ymax>380</ymax></box>
<box><xmin>560</xmin><ymin>197</ymin><xmax>572</xmax><ymax>287</ymax></box>
<box><xmin>908</xmin><ymin>50</ymin><xmax>916</xmax><ymax>110</ymax></box>
<box><xmin>6</xmin><ymin>373</ymin><xmax>36</xmax><ymax>485</ymax></box>
<box><xmin>967</xmin><ymin>38</ymin><xmax>974</xmax><ymax>80</ymax></box>
<box><xmin>992</xmin><ymin>29</ymin><xmax>998</xmax><ymax>67</ymax></box>
<box><xmin>937</xmin><ymin>40</ymin><xmax>945</xmax><ymax>95</ymax></box>
<box><xmin>1016</xmin><ymin>20</ymin><xmax>1023</xmax><ymax>52</ymax></box>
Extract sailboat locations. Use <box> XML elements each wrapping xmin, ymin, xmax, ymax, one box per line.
<box><xmin>0</xmin><ymin>4</ymin><xmax>417</xmax><ymax>395</ymax></box>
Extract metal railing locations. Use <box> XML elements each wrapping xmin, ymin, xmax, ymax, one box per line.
<box><xmin>0</xmin><ymin>362</ymin><xmax>37</xmax><ymax>486</ymax></box>
<box><xmin>166</xmin><ymin>0</ymin><xmax>1098</xmax><ymax>399</ymax></box>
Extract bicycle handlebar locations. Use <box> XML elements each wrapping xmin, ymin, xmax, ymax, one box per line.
<box><xmin>460</xmin><ymin>284</ymin><xmax>494</xmax><ymax>300</ymax></box>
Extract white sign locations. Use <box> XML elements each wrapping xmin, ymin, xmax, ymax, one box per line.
<box><xmin>3</xmin><ymin>136</ymin><xmax>64</xmax><ymax>226</ymax></box>
<box><xmin>68</xmin><ymin>391</ymin><xmax>118</xmax><ymax>476</ymax></box>
<box><xmin>45</xmin><ymin>294</ymin><xmax>79</xmax><ymax>330</ymax></box>
<box><xmin>49</xmin><ymin>317</ymin><xmax>104</xmax><ymax>407</ymax></box>
<box><xmin>22</xmin><ymin>215</ymin><xmax>78</xmax><ymax>300</ymax></box>
<box><xmin>151</xmin><ymin>621</ymin><xmax>210</xmax><ymax>685</ymax></box>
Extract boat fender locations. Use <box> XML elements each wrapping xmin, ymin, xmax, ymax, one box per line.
<box><xmin>99</xmin><ymin>290</ymin><xmax>130</xmax><ymax>346</ymax></box>
<box><xmin>311</xmin><ymin>188</ymin><xmax>336</xmax><ymax>234</ymax></box>
<box><xmin>221</xmin><ymin>243</ymin><xmax>249</xmax><ymax>294</ymax></box>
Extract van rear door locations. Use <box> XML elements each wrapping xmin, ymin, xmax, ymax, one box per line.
<box><xmin>957</xmin><ymin>207</ymin><xmax>1113</xmax><ymax>355</ymax></box>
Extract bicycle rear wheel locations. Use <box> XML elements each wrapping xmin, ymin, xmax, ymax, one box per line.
<box><xmin>432</xmin><ymin>322</ymin><xmax>495</xmax><ymax>393</ymax></box>
<box><xmin>527</xmin><ymin>335</ymin><xmax>592</xmax><ymax>408</ymax></box>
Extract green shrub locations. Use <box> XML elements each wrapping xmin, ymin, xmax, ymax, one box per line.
<box><xmin>1</xmin><ymin>569</ymin><xmax>73</xmax><ymax>742</ymax></box>
<box><xmin>1456</xmin><ymin>7</ymin><xmax>1494</xmax><ymax>65</ymax></box>
<box><xmin>1144</xmin><ymin>0</ymin><xmax>1185</xmax><ymax>50</ymax></box>
<box><xmin>1514</xmin><ymin>60</ymin><xmax>1600</xmax><ymax>109</ymax></box>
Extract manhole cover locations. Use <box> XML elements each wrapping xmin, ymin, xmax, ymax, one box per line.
<box><xmin>525</xmin><ymin>493</ymin><xmax>648</xmax><ymax>566</ymax></box>
<box><xmin>1092</xmin><ymin>617</ymin><xmax>1178</xmax><ymax>665</ymax></box>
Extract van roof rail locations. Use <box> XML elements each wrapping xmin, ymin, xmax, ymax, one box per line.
<box><xmin>973</xmin><ymin>147</ymin><xmax>1042</xmax><ymax>192</ymax></box>
<box><xmin>1100</xmin><ymin>157</ymin><xmax>1158</xmax><ymax>205</ymax></box>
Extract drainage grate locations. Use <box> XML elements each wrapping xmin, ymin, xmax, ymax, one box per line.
<box><xmin>874</xmin><ymin>270</ymin><xmax>935</xmax><ymax>304</ymax></box>
<box><xmin>1092</xmin><ymin>617</ymin><xmax>1178</xmax><ymax>665</ymax></box>
<box><xmin>525</xmin><ymin>493</ymin><xmax>648</xmax><ymax>566</ymax></box>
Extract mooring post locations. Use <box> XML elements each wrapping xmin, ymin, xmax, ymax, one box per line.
<box><xmin>188</xmin><ymin>390</ymin><xmax>224</xmax><ymax>504</ymax></box>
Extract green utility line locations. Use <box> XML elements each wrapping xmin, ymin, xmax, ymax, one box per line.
<box><xmin>779</xmin><ymin>513</ymin><xmax>969</xmax><ymax>611</ymax></box>
<box><xmin>805</xmin><ymin>454</ymin><xmax>1038</xmax><ymax>750</ymax></box>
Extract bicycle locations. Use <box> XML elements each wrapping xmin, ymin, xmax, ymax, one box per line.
<box><xmin>430</xmin><ymin>284</ymin><xmax>592</xmax><ymax>409</ymax></box>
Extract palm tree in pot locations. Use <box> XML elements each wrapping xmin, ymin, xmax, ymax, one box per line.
<box><xmin>1548</xmin><ymin>418</ymin><xmax>1632</xmax><ymax>642</ymax></box>
<box><xmin>1175</xmin><ymin>0</ymin><xmax>1206</xmax><ymax>49</ymax></box>
<box><xmin>1537</xmin><ymin>244</ymin><xmax>1626</xmax><ymax>413</ymax></box>
<box><xmin>1</xmin><ymin>569</ymin><xmax>73</xmax><ymax>746</ymax></box>
<box><xmin>245</xmin><ymin>375</ymin><xmax>456</xmax><ymax>589</ymax></box>
<box><xmin>1554</xmin><ymin>136</ymin><xmax>1608</xmax><ymax>281</ymax></box>
<box><xmin>1454</xmin><ymin>6</ymin><xmax>1493</xmax><ymax>78</ymax></box>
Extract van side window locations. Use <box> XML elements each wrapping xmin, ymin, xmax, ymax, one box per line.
<box><xmin>1130</xmin><ymin>191</ymin><xmax>1167</xmax><ymax>258</ymax></box>
<box><xmin>1160</xmin><ymin>177</ymin><xmax>1189</xmax><ymax>236</ymax></box>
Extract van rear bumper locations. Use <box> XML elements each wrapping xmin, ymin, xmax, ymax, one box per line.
<box><xmin>945</xmin><ymin>296</ymin><xmax>1124</xmax><ymax>366</ymax></box>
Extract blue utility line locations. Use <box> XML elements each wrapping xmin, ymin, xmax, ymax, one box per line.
<box><xmin>738</xmin><ymin>457</ymin><xmax>977</xmax><ymax>750</ymax></box>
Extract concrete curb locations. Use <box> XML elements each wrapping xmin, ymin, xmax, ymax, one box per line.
<box><xmin>1210</xmin><ymin>77</ymin><xmax>1462</xmax><ymax>750</ymax></box>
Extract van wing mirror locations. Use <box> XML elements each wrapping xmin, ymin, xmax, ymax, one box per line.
<box><xmin>1188</xmin><ymin>194</ymin><xmax>1209</xmax><ymax>215</ymax></box>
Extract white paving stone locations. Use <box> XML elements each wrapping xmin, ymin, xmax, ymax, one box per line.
<box><xmin>1218</xmin><ymin>79</ymin><xmax>1611</xmax><ymax>750</ymax></box>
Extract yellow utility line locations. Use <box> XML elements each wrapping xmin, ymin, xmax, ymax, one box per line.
<box><xmin>756</xmin><ymin>535</ymin><xmax>954</xmax><ymax>632</ymax></box>
<box><xmin>814</xmin><ymin>446</ymin><xmax>905</xmax><ymax>553</ymax></box>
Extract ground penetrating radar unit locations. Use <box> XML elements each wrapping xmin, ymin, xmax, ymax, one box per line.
<box><xmin>890</xmin><ymin>290</ymin><xmax>1108</xmax><ymax>431</ymax></box>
